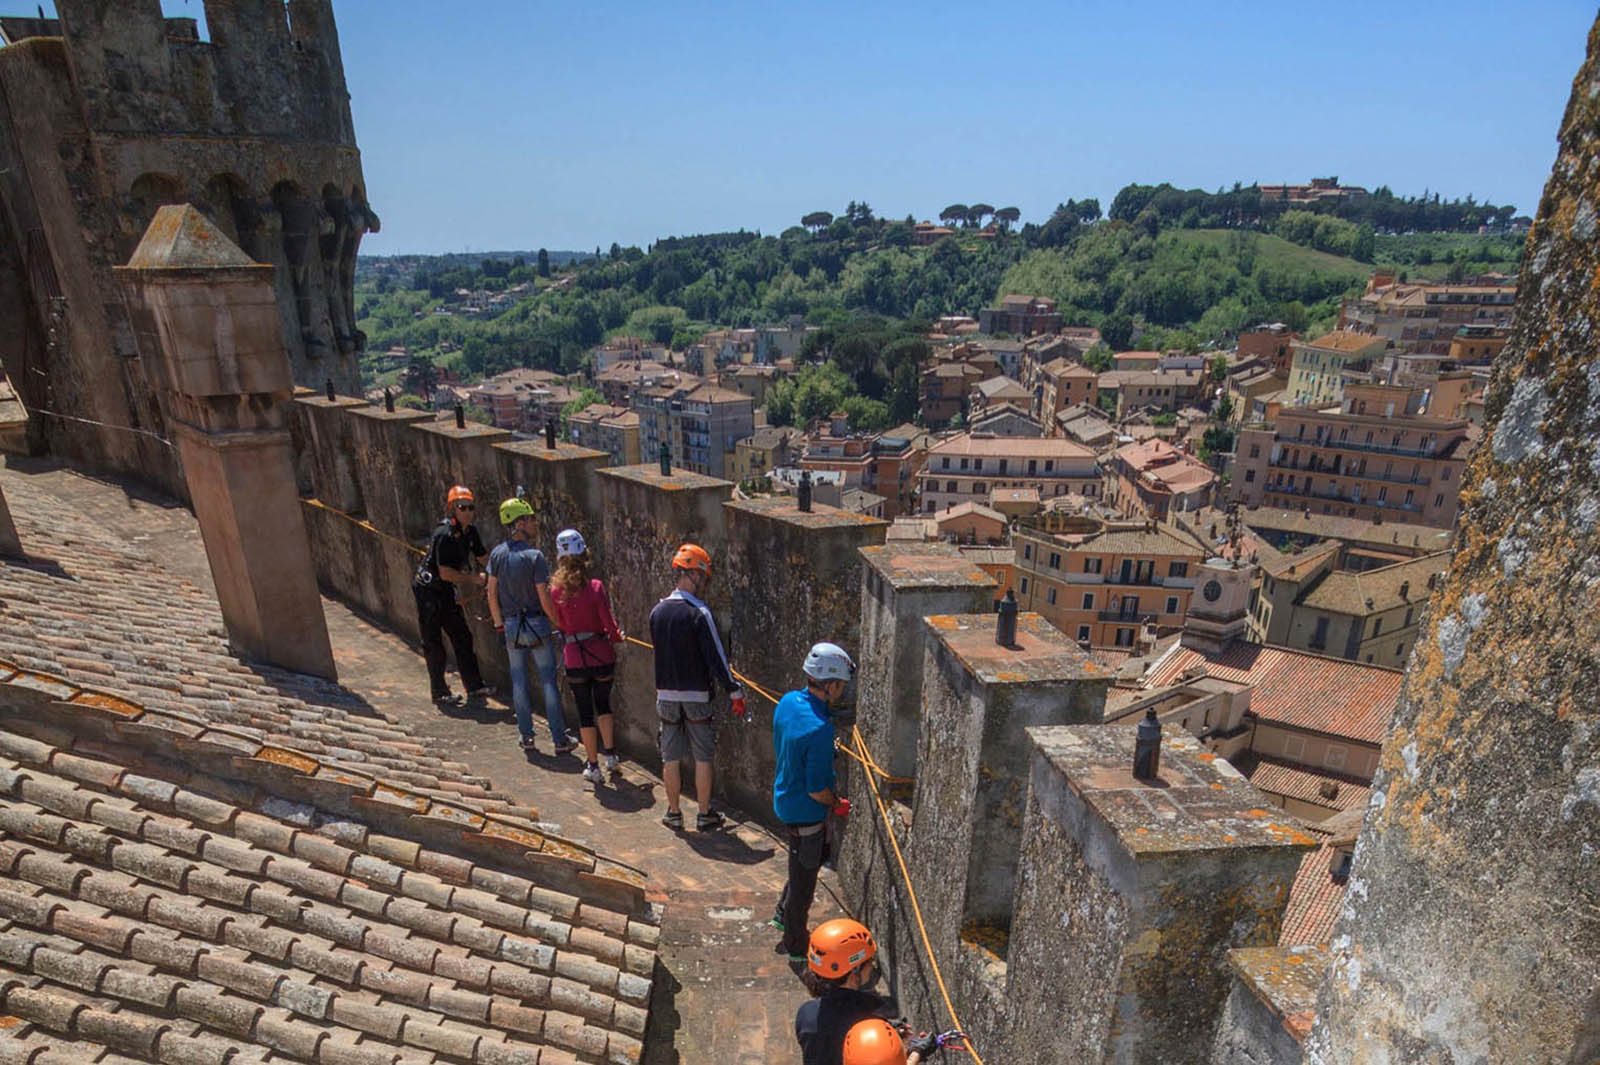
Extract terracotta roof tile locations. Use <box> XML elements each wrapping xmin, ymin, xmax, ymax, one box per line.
<box><xmin>1279</xmin><ymin>844</ymin><xmax>1348</xmax><ymax>946</ymax></box>
<box><xmin>1145</xmin><ymin>643</ymin><xmax>1401</xmax><ymax>744</ymax></box>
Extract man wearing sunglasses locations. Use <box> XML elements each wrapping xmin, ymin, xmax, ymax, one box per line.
<box><xmin>412</xmin><ymin>484</ymin><xmax>492</xmax><ymax>707</ymax></box>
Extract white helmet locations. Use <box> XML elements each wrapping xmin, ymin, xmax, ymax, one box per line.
<box><xmin>803</xmin><ymin>642</ymin><xmax>855</xmax><ymax>683</ymax></box>
<box><xmin>556</xmin><ymin>529</ymin><xmax>587</xmax><ymax>558</ymax></box>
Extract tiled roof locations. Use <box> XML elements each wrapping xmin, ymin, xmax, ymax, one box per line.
<box><xmin>0</xmin><ymin>477</ymin><xmax>659</xmax><ymax>1061</ymax></box>
<box><xmin>1297</xmin><ymin>552</ymin><xmax>1451</xmax><ymax>616</ymax></box>
<box><xmin>1280</xmin><ymin>843</ymin><xmax>1347</xmax><ymax>947</ymax></box>
<box><xmin>0</xmin><ymin>667</ymin><xmax>656</xmax><ymax>1064</ymax></box>
<box><xmin>1234</xmin><ymin>753</ymin><xmax>1371</xmax><ymax>812</ymax></box>
<box><xmin>934</xmin><ymin>502</ymin><xmax>1005</xmax><ymax>525</ymax></box>
<box><xmin>927</xmin><ymin>433</ymin><xmax>1095</xmax><ymax>461</ymax></box>
<box><xmin>1145</xmin><ymin>643</ymin><xmax>1402</xmax><ymax>745</ymax></box>
<box><xmin>1301</xmin><ymin>331</ymin><xmax>1384</xmax><ymax>354</ymax></box>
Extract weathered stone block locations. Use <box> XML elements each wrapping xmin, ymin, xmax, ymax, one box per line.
<box><xmin>1211</xmin><ymin>946</ymin><xmax>1326</xmax><ymax>1065</ymax></box>
<box><xmin>1004</xmin><ymin>725</ymin><xmax>1316</xmax><ymax>1065</ymax></box>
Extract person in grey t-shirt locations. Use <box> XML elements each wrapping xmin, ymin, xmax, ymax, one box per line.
<box><xmin>487</xmin><ymin>498</ymin><xmax>572</xmax><ymax>753</ymax></box>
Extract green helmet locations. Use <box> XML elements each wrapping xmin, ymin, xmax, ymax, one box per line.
<box><xmin>498</xmin><ymin>497</ymin><xmax>534</xmax><ymax>526</ymax></box>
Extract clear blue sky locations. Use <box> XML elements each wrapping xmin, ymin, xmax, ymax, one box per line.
<box><xmin>66</xmin><ymin>1</ymin><xmax>1600</xmax><ymax>253</ymax></box>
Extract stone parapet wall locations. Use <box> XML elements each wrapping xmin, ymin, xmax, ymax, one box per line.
<box><xmin>287</xmin><ymin>393</ymin><xmax>884</xmax><ymax>823</ymax></box>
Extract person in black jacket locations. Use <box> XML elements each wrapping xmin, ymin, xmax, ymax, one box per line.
<box><xmin>648</xmin><ymin>543</ymin><xmax>744</xmax><ymax>832</ymax></box>
<box><xmin>795</xmin><ymin>919</ymin><xmax>893</xmax><ymax>1065</ymax></box>
<box><xmin>412</xmin><ymin>485</ymin><xmax>492</xmax><ymax>707</ymax></box>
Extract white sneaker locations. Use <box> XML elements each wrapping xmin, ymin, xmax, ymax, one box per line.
<box><xmin>602</xmin><ymin>753</ymin><xmax>620</xmax><ymax>775</ymax></box>
<box><xmin>581</xmin><ymin>762</ymin><xmax>603</xmax><ymax>784</ymax></box>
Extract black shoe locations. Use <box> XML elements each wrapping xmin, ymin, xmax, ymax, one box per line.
<box><xmin>661</xmin><ymin>809</ymin><xmax>684</xmax><ymax>831</ymax></box>
<box><xmin>767</xmin><ymin>913</ymin><xmax>785</xmax><ymax>932</ymax></box>
<box><xmin>433</xmin><ymin>693</ymin><xmax>463</xmax><ymax>708</ymax></box>
<box><xmin>519</xmin><ymin>735</ymin><xmax>538</xmax><ymax>751</ymax></box>
<box><xmin>553</xmin><ymin>738</ymin><xmax>579</xmax><ymax>755</ymax></box>
<box><xmin>696</xmin><ymin>811</ymin><xmax>726</xmax><ymax>832</ymax></box>
<box><xmin>465</xmin><ymin>685</ymin><xmax>494</xmax><ymax>699</ymax></box>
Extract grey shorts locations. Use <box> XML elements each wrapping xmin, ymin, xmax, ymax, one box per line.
<box><xmin>658</xmin><ymin>699</ymin><xmax>715</xmax><ymax>763</ymax></box>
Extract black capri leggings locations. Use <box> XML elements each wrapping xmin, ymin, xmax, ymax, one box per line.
<box><xmin>565</xmin><ymin>664</ymin><xmax>613</xmax><ymax>729</ymax></box>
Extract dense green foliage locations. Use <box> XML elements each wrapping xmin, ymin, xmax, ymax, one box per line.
<box><xmin>355</xmin><ymin>181</ymin><xmax>1521</xmax><ymax>391</ymax></box>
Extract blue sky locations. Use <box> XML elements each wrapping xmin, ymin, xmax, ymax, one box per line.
<box><xmin>57</xmin><ymin>1</ymin><xmax>1600</xmax><ymax>253</ymax></box>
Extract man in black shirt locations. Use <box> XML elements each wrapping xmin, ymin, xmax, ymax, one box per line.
<box><xmin>412</xmin><ymin>485</ymin><xmax>492</xmax><ymax>707</ymax></box>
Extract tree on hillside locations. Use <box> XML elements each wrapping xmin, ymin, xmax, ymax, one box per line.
<box><xmin>845</xmin><ymin>201</ymin><xmax>876</xmax><ymax>226</ymax></box>
<box><xmin>1209</xmin><ymin>352</ymin><xmax>1228</xmax><ymax>383</ymax></box>
<box><xmin>968</xmin><ymin>203</ymin><xmax>996</xmax><ymax>228</ymax></box>
<box><xmin>561</xmin><ymin>387</ymin><xmax>603</xmax><ymax>425</ymax></box>
<box><xmin>403</xmin><ymin>355</ymin><xmax>438</xmax><ymax>397</ymax></box>
<box><xmin>994</xmin><ymin>206</ymin><xmax>1021</xmax><ymax>230</ymax></box>
<box><xmin>1073</xmin><ymin>198</ymin><xmax>1102</xmax><ymax>223</ymax></box>
<box><xmin>802</xmin><ymin>211</ymin><xmax>834</xmax><ymax>232</ymax></box>
<box><xmin>940</xmin><ymin>204</ymin><xmax>969</xmax><ymax>227</ymax></box>
<box><xmin>1100</xmin><ymin>313</ymin><xmax>1134</xmax><ymax>351</ymax></box>
<box><xmin>537</xmin><ymin>248</ymin><xmax>551</xmax><ymax>277</ymax></box>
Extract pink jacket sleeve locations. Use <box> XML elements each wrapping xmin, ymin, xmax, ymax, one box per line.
<box><xmin>593</xmin><ymin>579</ymin><xmax>623</xmax><ymax>643</ymax></box>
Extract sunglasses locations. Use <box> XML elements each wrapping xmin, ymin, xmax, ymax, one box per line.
<box><xmin>456</xmin><ymin>503</ymin><xmax>476</xmax><ymax>511</ymax></box>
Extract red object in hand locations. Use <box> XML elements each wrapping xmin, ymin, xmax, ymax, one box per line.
<box><xmin>730</xmin><ymin>695</ymin><xmax>748</xmax><ymax>719</ymax></box>
<box><xmin>832</xmin><ymin>798</ymin><xmax>852</xmax><ymax>819</ymax></box>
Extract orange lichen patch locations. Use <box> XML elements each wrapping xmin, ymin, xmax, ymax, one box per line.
<box><xmin>0</xmin><ymin>1016</ymin><xmax>21</xmax><ymax>1029</ymax></box>
<box><xmin>5</xmin><ymin>670</ymin><xmax>77</xmax><ymax>699</ymax></box>
<box><xmin>1245</xmin><ymin>808</ymin><xmax>1270</xmax><ymax>819</ymax></box>
<box><xmin>67</xmin><ymin>690</ymin><xmax>143</xmax><ymax>718</ymax></box>
<box><xmin>313</xmin><ymin>765</ymin><xmax>374</xmax><ymax>791</ymax></box>
<box><xmin>994</xmin><ymin>671</ymin><xmax>1030</xmax><ymax>682</ymax></box>
<box><xmin>540</xmin><ymin>836</ymin><xmax>595</xmax><ymax>864</ymax></box>
<box><xmin>480</xmin><ymin>820</ymin><xmax>549</xmax><ymax>851</ymax></box>
<box><xmin>421</xmin><ymin>802</ymin><xmax>487</xmax><ymax>831</ymax></box>
<box><xmin>928</xmin><ymin>616</ymin><xmax>960</xmax><ymax>630</ymax></box>
<box><xmin>254</xmin><ymin>746</ymin><xmax>320</xmax><ymax>774</ymax></box>
<box><xmin>371</xmin><ymin>782</ymin><xmax>430</xmax><ymax>813</ymax></box>
<box><xmin>1198</xmin><ymin>752</ymin><xmax>1216</xmax><ymax>761</ymax></box>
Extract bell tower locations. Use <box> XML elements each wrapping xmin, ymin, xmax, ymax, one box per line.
<box><xmin>1181</xmin><ymin>509</ymin><xmax>1254</xmax><ymax>655</ymax></box>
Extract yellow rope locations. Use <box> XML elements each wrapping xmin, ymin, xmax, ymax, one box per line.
<box><xmin>852</xmin><ymin>725</ymin><xmax>983</xmax><ymax>1063</ymax></box>
<box><xmin>302</xmin><ymin>498</ymin><xmax>426</xmax><ymax>557</ymax></box>
<box><xmin>621</xmin><ymin>634</ymin><xmax>782</xmax><ymax>705</ymax></box>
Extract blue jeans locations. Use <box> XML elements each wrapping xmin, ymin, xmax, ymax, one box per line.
<box><xmin>505</xmin><ymin>620</ymin><xmax>565</xmax><ymax>744</ymax></box>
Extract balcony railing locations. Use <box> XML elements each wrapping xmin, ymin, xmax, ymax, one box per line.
<box><xmin>1098</xmin><ymin>610</ymin><xmax>1157</xmax><ymax>623</ymax></box>
<box><xmin>1267</xmin><ymin>458</ymin><xmax>1431</xmax><ymax>486</ymax></box>
<box><xmin>1277</xmin><ymin>435</ymin><xmax>1439</xmax><ymax>459</ymax></box>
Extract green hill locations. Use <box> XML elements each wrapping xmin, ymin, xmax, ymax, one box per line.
<box><xmin>1175</xmin><ymin>229</ymin><xmax>1370</xmax><ymax>280</ymax></box>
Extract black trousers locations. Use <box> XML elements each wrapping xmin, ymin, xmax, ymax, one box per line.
<box><xmin>778</xmin><ymin>821</ymin><xmax>827</xmax><ymax>955</ymax></box>
<box><xmin>415</xmin><ymin>590</ymin><xmax>484</xmax><ymax>698</ymax></box>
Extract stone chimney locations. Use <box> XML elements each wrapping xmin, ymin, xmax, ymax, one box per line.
<box><xmin>114</xmin><ymin>205</ymin><xmax>336</xmax><ymax>680</ymax></box>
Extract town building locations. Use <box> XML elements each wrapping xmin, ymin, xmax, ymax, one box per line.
<box><xmin>918</xmin><ymin>433</ymin><xmax>1100</xmax><ymax>514</ymax></box>
<box><xmin>1448</xmin><ymin>323</ymin><xmax>1510</xmax><ymax>364</ymax></box>
<box><xmin>1104</xmin><ymin>438</ymin><xmax>1217</xmax><ymax>519</ymax></box>
<box><xmin>1111</xmin><ymin>350</ymin><xmax>1161</xmax><ymax>372</ymax></box>
<box><xmin>978</xmin><ymin>294</ymin><xmax>1062</xmax><ymax>337</ymax></box>
<box><xmin>1231</xmin><ymin>381</ymin><xmax>1476</xmax><ymax>529</ymax></box>
<box><xmin>797</xmin><ymin>417</ymin><xmax>929</xmax><ymax>519</ymax></box>
<box><xmin>969</xmin><ymin>403</ymin><xmax>1044</xmax><ymax>438</ymax></box>
<box><xmin>919</xmin><ymin>360</ymin><xmax>986</xmax><ymax>425</ymax></box>
<box><xmin>728</xmin><ymin>425</ymin><xmax>796</xmax><ymax>485</ymax></box>
<box><xmin>912</xmin><ymin>221</ymin><xmax>955</xmax><ymax>245</ymax></box>
<box><xmin>971</xmin><ymin>375</ymin><xmax>1032</xmax><ymax>411</ymax></box>
<box><xmin>593</xmin><ymin>359</ymin><xmax>685</xmax><ymax>406</ymax></box>
<box><xmin>1054</xmin><ymin>402</ymin><xmax>1116</xmax><ymax>449</ymax></box>
<box><xmin>565</xmin><ymin>403</ymin><xmax>641</xmax><ymax>467</ymax></box>
<box><xmin>1035</xmin><ymin>358</ymin><xmax>1100</xmax><ymax>427</ymax></box>
<box><xmin>1098</xmin><ymin>368</ymin><xmax>1204</xmax><ymax>418</ymax></box>
<box><xmin>1339</xmin><ymin>273</ymin><xmax>1517</xmax><ymax>356</ymax></box>
<box><xmin>632</xmin><ymin>379</ymin><xmax>753</xmax><ymax>478</ymax></box>
<box><xmin>1237</xmin><ymin>323</ymin><xmax>1299</xmax><ymax>374</ymax></box>
<box><xmin>1287</xmin><ymin>331</ymin><xmax>1387</xmax><ymax>408</ymax></box>
<box><xmin>1014</xmin><ymin>515</ymin><xmax>1206</xmax><ymax>648</ymax></box>
<box><xmin>1257</xmin><ymin>176</ymin><xmax>1370</xmax><ymax>206</ymax></box>
<box><xmin>717</xmin><ymin>363</ymin><xmax>784</xmax><ymax>405</ymax></box>
<box><xmin>933</xmin><ymin>501</ymin><xmax>1008</xmax><ymax>544</ymax></box>
<box><xmin>1226</xmin><ymin>366</ymin><xmax>1289</xmax><ymax>425</ymax></box>
<box><xmin>1246</xmin><ymin>548</ymin><xmax>1451</xmax><ymax>665</ymax></box>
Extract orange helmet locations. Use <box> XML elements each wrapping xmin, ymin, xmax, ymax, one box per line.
<box><xmin>446</xmin><ymin>485</ymin><xmax>474</xmax><ymax>508</ymax></box>
<box><xmin>672</xmin><ymin>543</ymin><xmax>712</xmax><ymax>576</ymax></box>
<box><xmin>843</xmin><ymin>1019</ymin><xmax>905</xmax><ymax>1065</ymax></box>
<box><xmin>808</xmin><ymin>918</ymin><xmax>876</xmax><ymax>979</ymax></box>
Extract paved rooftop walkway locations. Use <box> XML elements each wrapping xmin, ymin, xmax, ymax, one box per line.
<box><xmin>1</xmin><ymin>458</ymin><xmax>847</xmax><ymax>1064</ymax></box>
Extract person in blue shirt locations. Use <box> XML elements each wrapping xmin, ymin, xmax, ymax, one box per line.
<box><xmin>771</xmin><ymin>642</ymin><xmax>856</xmax><ymax>962</ymax></box>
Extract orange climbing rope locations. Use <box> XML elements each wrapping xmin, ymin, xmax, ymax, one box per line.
<box><xmin>851</xmin><ymin>724</ymin><xmax>984</xmax><ymax>1063</ymax></box>
<box><xmin>301</xmin><ymin>498</ymin><xmax>426</xmax><ymax>557</ymax></box>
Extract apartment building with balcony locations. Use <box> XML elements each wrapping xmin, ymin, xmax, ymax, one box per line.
<box><xmin>918</xmin><ymin>433</ymin><xmax>1099</xmax><ymax>514</ymax></box>
<box><xmin>978</xmin><ymin>294</ymin><xmax>1062</xmax><ymax>337</ymax></box>
<box><xmin>1286</xmin><ymin>331</ymin><xmax>1387</xmax><ymax>408</ymax></box>
<box><xmin>1035</xmin><ymin>358</ymin><xmax>1099</xmax><ymax>428</ymax></box>
<box><xmin>1014</xmin><ymin>516</ymin><xmax>1205</xmax><ymax>648</ymax></box>
<box><xmin>1339</xmin><ymin>273</ymin><xmax>1516</xmax><ymax>356</ymax></box>
<box><xmin>1230</xmin><ymin>382</ymin><xmax>1475</xmax><ymax>529</ymax></box>
<box><xmin>728</xmin><ymin>426</ymin><xmax>796</xmax><ymax>485</ymax></box>
<box><xmin>632</xmin><ymin>380</ymin><xmax>753</xmax><ymax>478</ymax></box>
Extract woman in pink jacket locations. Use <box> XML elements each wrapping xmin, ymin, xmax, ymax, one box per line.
<box><xmin>550</xmin><ymin>529</ymin><xmax>624</xmax><ymax>784</ymax></box>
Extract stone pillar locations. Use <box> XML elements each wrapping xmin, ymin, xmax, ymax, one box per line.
<box><xmin>594</xmin><ymin>465</ymin><xmax>733</xmax><ymax>767</ymax></box>
<box><xmin>0</xmin><ymin>479</ymin><xmax>19</xmax><ymax>557</ymax></box>
<box><xmin>854</xmin><ymin>544</ymin><xmax>996</xmax><ymax>780</ymax></box>
<box><xmin>114</xmin><ymin>204</ymin><xmax>335</xmax><ymax>680</ymax></box>
<box><xmin>877</xmin><ymin>613</ymin><xmax>1112</xmax><ymax>1041</ymax></box>
<box><xmin>721</xmin><ymin>498</ymin><xmax>888</xmax><ymax>821</ymax></box>
<box><xmin>1004</xmin><ymin>725</ymin><xmax>1317</xmax><ymax>1065</ymax></box>
<box><xmin>1309</xmin><ymin>17</ymin><xmax>1600</xmax><ymax>1064</ymax></box>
